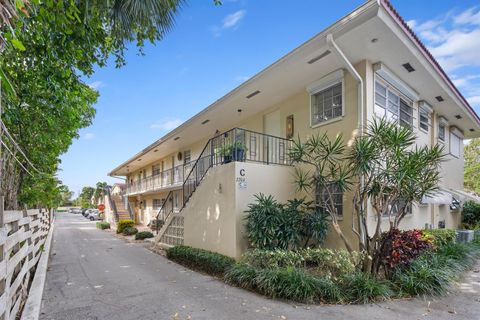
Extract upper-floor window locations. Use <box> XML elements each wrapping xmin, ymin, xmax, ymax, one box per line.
<box><xmin>375</xmin><ymin>81</ymin><xmax>413</xmax><ymax>128</ymax></box>
<box><xmin>152</xmin><ymin>164</ymin><xmax>161</xmax><ymax>176</ymax></box>
<box><xmin>450</xmin><ymin>132</ymin><xmax>462</xmax><ymax>158</ymax></box>
<box><xmin>184</xmin><ymin>150</ymin><xmax>191</xmax><ymax>164</ymax></box>
<box><xmin>419</xmin><ymin>108</ymin><xmax>430</xmax><ymax>132</ymax></box>
<box><xmin>311</xmin><ymin>83</ymin><xmax>343</xmax><ymax>126</ymax></box>
<box><xmin>438</xmin><ymin>122</ymin><xmax>446</xmax><ymax>142</ymax></box>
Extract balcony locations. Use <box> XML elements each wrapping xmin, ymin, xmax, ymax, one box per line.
<box><xmin>126</xmin><ymin>163</ymin><xmax>192</xmax><ymax>196</ymax></box>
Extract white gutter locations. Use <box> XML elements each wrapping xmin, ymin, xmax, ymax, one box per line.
<box><xmin>326</xmin><ymin>34</ymin><xmax>364</xmax><ymax>132</ymax></box>
<box><xmin>326</xmin><ymin>34</ymin><xmax>366</xmax><ymax>243</ymax></box>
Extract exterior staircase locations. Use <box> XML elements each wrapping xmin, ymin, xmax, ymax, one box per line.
<box><xmin>155</xmin><ymin>128</ymin><xmax>292</xmax><ymax>248</ymax></box>
<box><xmin>112</xmin><ymin>195</ymin><xmax>132</xmax><ymax>221</ymax></box>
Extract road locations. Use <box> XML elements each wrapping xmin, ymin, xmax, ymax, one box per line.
<box><xmin>40</xmin><ymin>213</ymin><xmax>480</xmax><ymax>320</ymax></box>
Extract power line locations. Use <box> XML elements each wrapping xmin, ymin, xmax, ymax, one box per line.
<box><xmin>0</xmin><ymin>138</ymin><xmax>33</xmax><ymax>177</ymax></box>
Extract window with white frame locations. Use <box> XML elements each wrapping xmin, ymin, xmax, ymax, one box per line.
<box><xmin>152</xmin><ymin>164</ymin><xmax>161</xmax><ymax>176</ymax></box>
<box><xmin>316</xmin><ymin>183</ymin><xmax>343</xmax><ymax>216</ymax></box>
<box><xmin>184</xmin><ymin>150</ymin><xmax>191</xmax><ymax>164</ymax></box>
<box><xmin>375</xmin><ymin>80</ymin><xmax>413</xmax><ymax>128</ymax></box>
<box><xmin>152</xmin><ymin>199</ymin><xmax>163</xmax><ymax>211</ymax></box>
<box><xmin>383</xmin><ymin>198</ymin><xmax>412</xmax><ymax>217</ymax></box>
<box><xmin>450</xmin><ymin>132</ymin><xmax>462</xmax><ymax>158</ymax></box>
<box><xmin>419</xmin><ymin>108</ymin><xmax>430</xmax><ymax>132</ymax></box>
<box><xmin>311</xmin><ymin>82</ymin><xmax>343</xmax><ymax>126</ymax></box>
<box><xmin>438</xmin><ymin>122</ymin><xmax>446</xmax><ymax>142</ymax></box>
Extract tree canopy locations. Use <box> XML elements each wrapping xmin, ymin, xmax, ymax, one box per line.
<box><xmin>0</xmin><ymin>0</ymin><xmax>185</xmax><ymax>209</ymax></box>
<box><xmin>464</xmin><ymin>138</ymin><xmax>480</xmax><ymax>194</ymax></box>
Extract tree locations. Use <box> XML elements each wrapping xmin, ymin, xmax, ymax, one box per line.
<box><xmin>93</xmin><ymin>181</ymin><xmax>108</xmax><ymax>204</ymax></box>
<box><xmin>464</xmin><ymin>138</ymin><xmax>480</xmax><ymax>194</ymax></box>
<box><xmin>78</xmin><ymin>186</ymin><xmax>95</xmax><ymax>209</ymax></box>
<box><xmin>0</xmin><ymin>0</ymin><xmax>187</xmax><ymax>209</ymax></box>
<box><xmin>290</xmin><ymin>118</ymin><xmax>444</xmax><ymax>274</ymax></box>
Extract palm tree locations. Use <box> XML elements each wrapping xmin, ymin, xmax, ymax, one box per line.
<box><xmin>94</xmin><ymin>181</ymin><xmax>108</xmax><ymax>204</ymax></box>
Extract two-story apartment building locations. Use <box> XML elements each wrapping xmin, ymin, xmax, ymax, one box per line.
<box><xmin>109</xmin><ymin>0</ymin><xmax>480</xmax><ymax>259</ymax></box>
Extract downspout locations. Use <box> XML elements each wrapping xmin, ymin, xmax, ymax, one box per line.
<box><xmin>326</xmin><ymin>34</ymin><xmax>366</xmax><ymax>247</ymax></box>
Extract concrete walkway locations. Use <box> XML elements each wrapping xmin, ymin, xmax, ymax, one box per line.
<box><xmin>40</xmin><ymin>213</ymin><xmax>480</xmax><ymax>320</ymax></box>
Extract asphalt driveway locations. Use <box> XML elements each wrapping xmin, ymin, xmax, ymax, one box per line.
<box><xmin>40</xmin><ymin>213</ymin><xmax>480</xmax><ymax>320</ymax></box>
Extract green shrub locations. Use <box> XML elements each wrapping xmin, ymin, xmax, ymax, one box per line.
<box><xmin>166</xmin><ymin>246</ymin><xmax>235</xmax><ymax>276</ymax></box>
<box><xmin>122</xmin><ymin>227</ymin><xmax>138</xmax><ymax>236</ymax></box>
<box><xmin>242</xmin><ymin>249</ymin><xmax>304</xmax><ymax>269</ymax></box>
<box><xmin>423</xmin><ymin>229</ymin><xmax>456</xmax><ymax>247</ymax></box>
<box><xmin>340</xmin><ymin>272</ymin><xmax>392</xmax><ymax>303</ymax></box>
<box><xmin>244</xmin><ymin>195</ymin><xmax>328</xmax><ymax>250</ymax></box>
<box><xmin>117</xmin><ymin>219</ymin><xmax>135</xmax><ymax>234</ymax></box>
<box><xmin>241</xmin><ymin>248</ymin><xmax>363</xmax><ymax>278</ymax></box>
<box><xmin>392</xmin><ymin>242</ymin><xmax>480</xmax><ymax>296</ymax></box>
<box><xmin>462</xmin><ymin>200</ymin><xmax>480</xmax><ymax>228</ymax></box>
<box><xmin>255</xmin><ymin>267</ymin><xmax>321</xmax><ymax>303</ymax></box>
<box><xmin>135</xmin><ymin>231</ymin><xmax>154</xmax><ymax>240</ymax></box>
<box><xmin>225</xmin><ymin>263</ymin><xmax>258</xmax><ymax>289</ymax></box>
<box><xmin>96</xmin><ymin>222</ymin><xmax>110</xmax><ymax>230</ymax></box>
<box><xmin>302</xmin><ymin>249</ymin><xmax>363</xmax><ymax>278</ymax></box>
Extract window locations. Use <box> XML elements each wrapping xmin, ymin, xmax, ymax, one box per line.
<box><xmin>311</xmin><ymin>82</ymin><xmax>342</xmax><ymax>126</ymax></box>
<box><xmin>438</xmin><ymin>123</ymin><xmax>446</xmax><ymax>142</ymax></box>
<box><xmin>419</xmin><ymin>108</ymin><xmax>430</xmax><ymax>132</ymax></box>
<box><xmin>184</xmin><ymin>150</ymin><xmax>191</xmax><ymax>164</ymax></box>
<box><xmin>375</xmin><ymin>81</ymin><xmax>413</xmax><ymax>128</ymax></box>
<box><xmin>385</xmin><ymin>198</ymin><xmax>412</xmax><ymax>217</ymax></box>
<box><xmin>450</xmin><ymin>132</ymin><xmax>462</xmax><ymax>157</ymax></box>
<box><xmin>153</xmin><ymin>199</ymin><xmax>163</xmax><ymax>211</ymax></box>
<box><xmin>152</xmin><ymin>164</ymin><xmax>161</xmax><ymax>176</ymax></box>
<box><xmin>316</xmin><ymin>183</ymin><xmax>343</xmax><ymax>216</ymax></box>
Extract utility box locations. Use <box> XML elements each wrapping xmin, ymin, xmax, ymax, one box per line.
<box><xmin>456</xmin><ymin>230</ymin><xmax>474</xmax><ymax>244</ymax></box>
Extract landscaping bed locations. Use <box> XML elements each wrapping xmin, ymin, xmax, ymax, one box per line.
<box><xmin>166</xmin><ymin>232</ymin><xmax>480</xmax><ymax>304</ymax></box>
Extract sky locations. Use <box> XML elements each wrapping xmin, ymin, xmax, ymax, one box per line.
<box><xmin>58</xmin><ymin>0</ymin><xmax>480</xmax><ymax>197</ymax></box>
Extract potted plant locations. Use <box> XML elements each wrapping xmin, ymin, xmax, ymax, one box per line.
<box><xmin>218</xmin><ymin>141</ymin><xmax>247</xmax><ymax>163</ymax></box>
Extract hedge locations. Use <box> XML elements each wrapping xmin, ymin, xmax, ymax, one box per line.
<box><xmin>96</xmin><ymin>222</ymin><xmax>110</xmax><ymax>230</ymax></box>
<box><xmin>122</xmin><ymin>227</ymin><xmax>138</xmax><ymax>236</ymax></box>
<box><xmin>117</xmin><ymin>220</ymin><xmax>135</xmax><ymax>234</ymax></box>
<box><xmin>423</xmin><ymin>229</ymin><xmax>456</xmax><ymax>247</ymax></box>
<box><xmin>166</xmin><ymin>246</ymin><xmax>235</xmax><ymax>276</ymax></box>
<box><xmin>135</xmin><ymin>231</ymin><xmax>154</xmax><ymax>240</ymax></box>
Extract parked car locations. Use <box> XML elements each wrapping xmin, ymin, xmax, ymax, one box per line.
<box><xmin>81</xmin><ymin>208</ymin><xmax>89</xmax><ymax>217</ymax></box>
<box><xmin>86</xmin><ymin>209</ymin><xmax>102</xmax><ymax>221</ymax></box>
<box><xmin>73</xmin><ymin>208</ymin><xmax>82</xmax><ymax>214</ymax></box>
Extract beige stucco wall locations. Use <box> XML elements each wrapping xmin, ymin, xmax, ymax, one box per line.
<box><xmin>183</xmin><ymin>162</ymin><xmax>295</xmax><ymax>259</ymax></box>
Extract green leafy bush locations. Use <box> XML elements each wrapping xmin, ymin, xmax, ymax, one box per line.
<box><xmin>462</xmin><ymin>200</ymin><xmax>480</xmax><ymax>228</ymax></box>
<box><xmin>254</xmin><ymin>267</ymin><xmax>321</xmax><ymax>303</ymax></box>
<box><xmin>135</xmin><ymin>231</ymin><xmax>154</xmax><ymax>240</ymax></box>
<box><xmin>122</xmin><ymin>227</ymin><xmax>138</xmax><ymax>236</ymax></box>
<box><xmin>302</xmin><ymin>249</ymin><xmax>363</xmax><ymax>278</ymax></box>
<box><xmin>244</xmin><ymin>195</ymin><xmax>329</xmax><ymax>250</ymax></box>
<box><xmin>377</xmin><ymin>229</ymin><xmax>433</xmax><ymax>273</ymax></box>
<box><xmin>340</xmin><ymin>272</ymin><xmax>392</xmax><ymax>303</ymax></box>
<box><xmin>423</xmin><ymin>229</ymin><xmax>456</xmax><ymax>247</ymax></box>
<box><xmin>96</xmin><ymin>222</ymin><xmax>110</xmax><ymax>230</ymax></box>
<box><xmin>225</xmin><ymin>263</ymin><xmax>258</xmax><ymax>290</ymax></box>
<box><xmin>392</xmin><ymin>242</ymin><xmax>480</xmax><ymax>296</ymax></box>
<box><xmin>117</xmin><ymin>219</ymin><xmax>135</xmax><ymax>234</ymax></box>
<box><xmin>241</xmin><ymin>248</ymin><xmax>362</xmax><ymax>278</ymax></box>
<box><xmin>241</xmin><ymin>249</ymin><xmax>304</xmax><ymax>269</ymax></box>
<box><xmin>166</xmin><ymin>246</ymin><xmax>235</xmax><ymax>276</ymax></box>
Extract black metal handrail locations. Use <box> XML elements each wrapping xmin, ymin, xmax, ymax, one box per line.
<box><xmin>182</xmin><ymin>127</ymin><xmax>292</xmax><ymax>207</ymax></box>
<box><xmin>155</xmin><ymin>190</ymin><xmax>174</xmax><ymax>234</ymax></box>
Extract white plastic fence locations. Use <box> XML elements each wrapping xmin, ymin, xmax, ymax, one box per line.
<box><xmin>0</xmin><ymin>204</ymin><xmax>51</xmax><ymax>319</ymax></box>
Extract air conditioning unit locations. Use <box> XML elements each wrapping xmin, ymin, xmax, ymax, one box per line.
<box><xmin>456</xmin><ymin>230</ymin><xmax>474</xmax><ymax>244</ymax></box>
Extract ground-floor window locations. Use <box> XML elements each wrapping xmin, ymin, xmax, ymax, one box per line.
<box><xmin>316</xmin><ymin>183</ymin><xmax>343</xmax><ymax>216</ymax></box>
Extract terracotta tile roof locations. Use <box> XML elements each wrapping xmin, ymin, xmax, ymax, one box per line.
<box><xmin>380</xmin><ymin>0</ymin><xmax>480</xmax><ymax>125</ymax></box>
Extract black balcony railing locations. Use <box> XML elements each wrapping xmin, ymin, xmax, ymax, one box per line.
<box><xmin>182</xmin><ymin>128</ymin><xmax>292</xmax><ymax>207</ymax></box>
<box><xmin>126</xmin><ymin>163</ymin><xmax>188</xmax><ymax>195</ymax></box>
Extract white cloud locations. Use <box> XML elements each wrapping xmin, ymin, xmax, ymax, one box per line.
<box><xmin>409</xmin><ymin>7</ymin><xmax>480</xmax><ymax>72</ymax></box>
<box><xmin>88</xmin><ymin>81</ymin><xmax>104</xmax><ymax>90</ymax></box>
<box><xmin>84</xmin><ymin>133</ymin><xmax>95</xmax><ymax>140</ymax></box>
<box><xmin>467</xmin><ymin>96</ymin><xmax>480</xmax><ymax>106</ymax></box>
<box><xmin>211</xmin><ymin>10</ymin><xmax>246</xmax><ymax>37</ymax></box>
<box><xmin>150</xmin><ymin>118</ymin><xmax>184</xmax><ymax>131</ymax></box>
<box><xmin>222</xmin><ymin>10</ymin><xmax>246</xmax><ymax>29</ymax></box>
